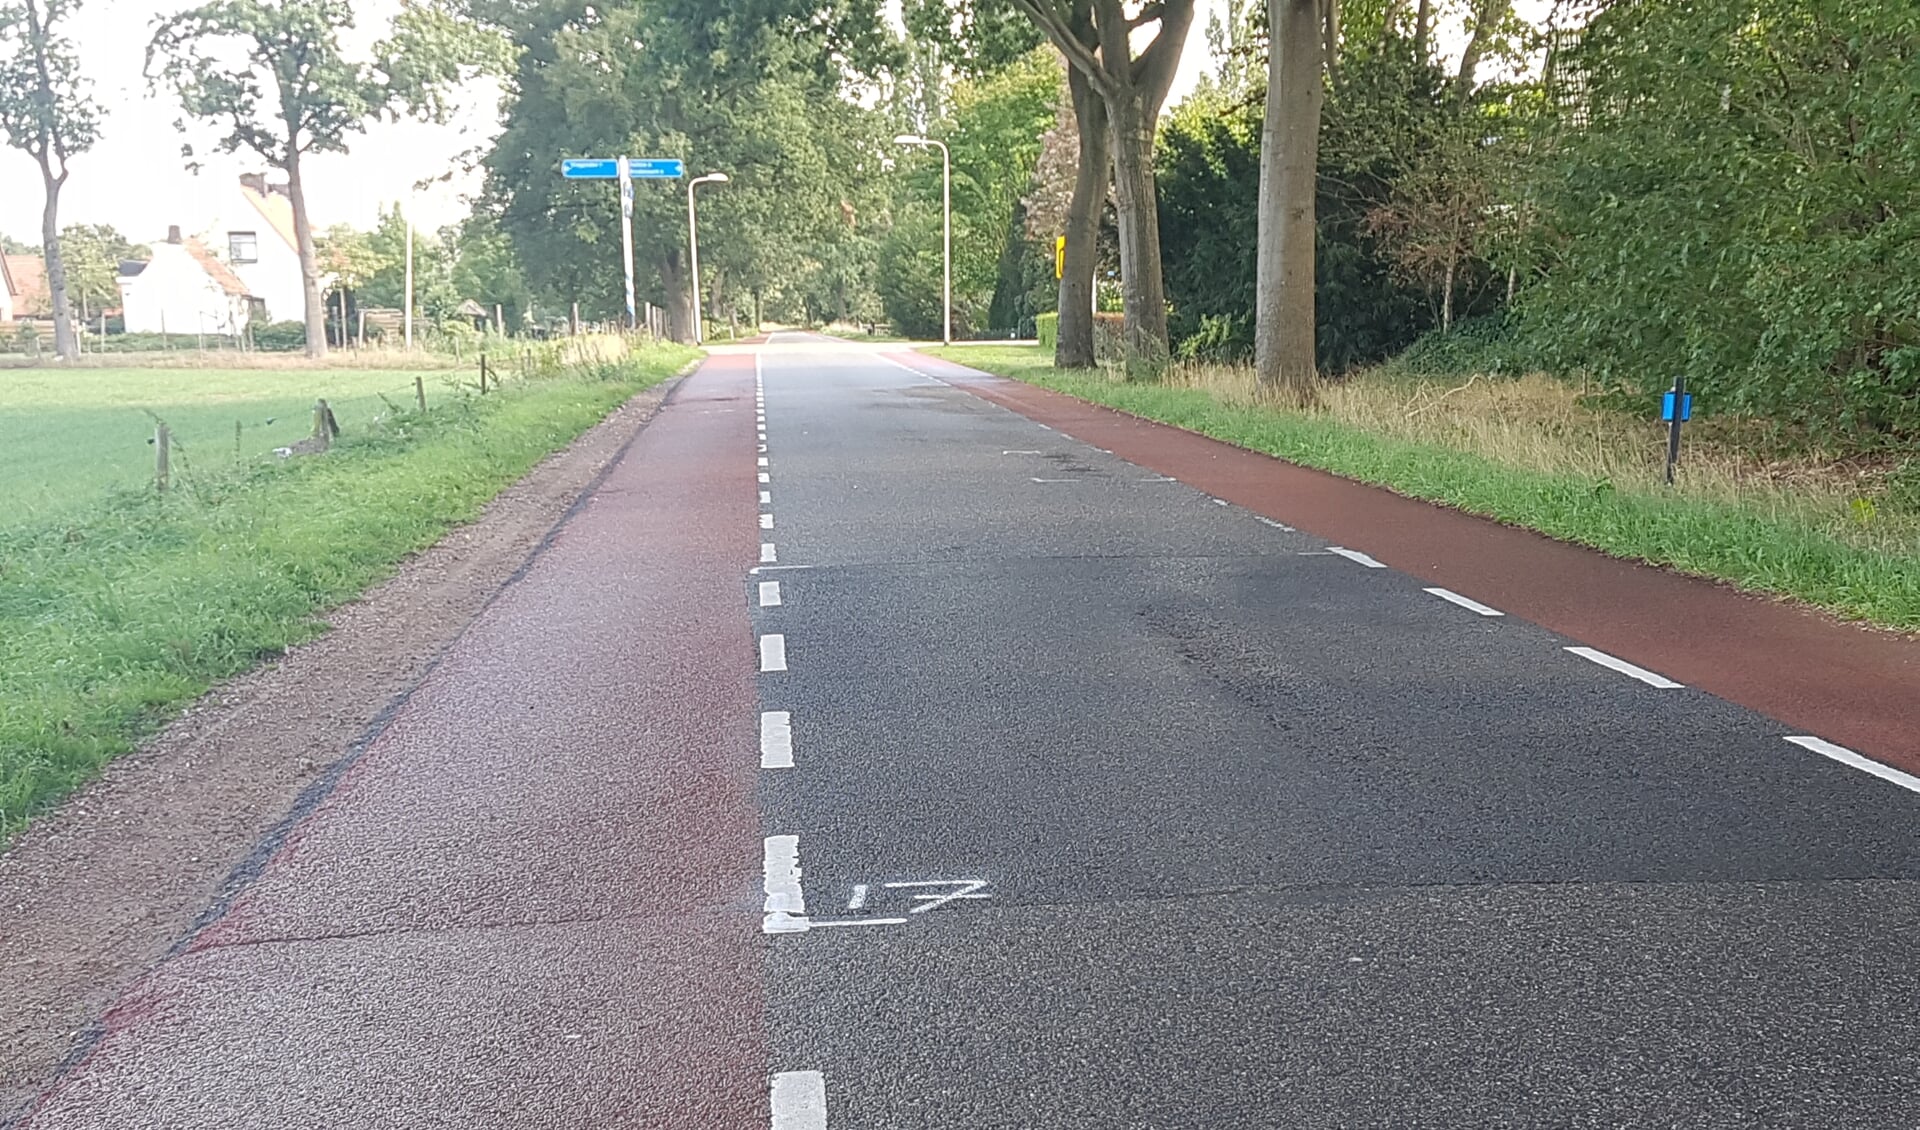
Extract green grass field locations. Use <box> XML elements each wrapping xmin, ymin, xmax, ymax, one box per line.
<box><xmin>931</xmin><ymin>345</ymin><xmax>1920</xmax><ymax>633</ymax></box>
<box><xmin>0</xmin><ymin>366</ymin><xmax>474</xmax><ymax>525</ymax></box>
<box><xmin>0</xmin><ymin>343</ymin><xmax>699</xmax><ymax>839</ymax></box>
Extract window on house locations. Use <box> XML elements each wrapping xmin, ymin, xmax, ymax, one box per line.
<box><xmin>229</xmin><ymin>231</ymin><xmax>259</xmax><ymax>264</ymax></box>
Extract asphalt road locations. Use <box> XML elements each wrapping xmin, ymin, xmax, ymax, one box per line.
<box><xmin>17</xmin><ymin>335</ymin><xmax>1920</xmax><ymax>1127</ymax></box>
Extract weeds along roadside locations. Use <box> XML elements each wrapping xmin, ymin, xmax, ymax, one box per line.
<box><xmin>930</xmin><ymin>346</ymin><xmax>1920</xmax><ymax>634</ymax></box>
<box><xmin>0</xmin><ymin>339</ymin><xmax>700</xmax><ymax>841</ymax></box>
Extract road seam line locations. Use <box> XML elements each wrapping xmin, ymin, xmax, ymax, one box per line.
<box><xmin>1425</xmin><ymin>587</ymin><xmax>1505</xmax><ymax>617</ymax></box>
<box><xmin>1564</xmin><ymin>646</ymin><xmax>1682</xmax><ymax>688</ymax></box>
<box><xmin>1784</xmin><ymin>736</ymin><xmax>1920</xmax><ymax>795</ymax></box>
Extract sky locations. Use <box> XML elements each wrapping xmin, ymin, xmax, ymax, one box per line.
<box><xmin>2</xmin><ymin>0</ymin><xmax>1544</xmax><ymax>248</ymax></box>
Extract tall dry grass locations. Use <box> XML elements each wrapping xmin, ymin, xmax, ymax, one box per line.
<box><xmin>1161</xmin><ymin>362</ymin><xmax>1920</xmax><ymax>556</ymax></box>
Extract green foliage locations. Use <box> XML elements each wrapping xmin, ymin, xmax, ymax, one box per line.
<box><xmin>1036</xmin><ymin>310</ymin><xmax>1057</xmax><ymax>350</ymax></box>
<box><xmin>0</xmin><ymin>0</ymin><xmax>101</xmax><ymax>168</ymax></box>
<box><xmin>945</xmin><ymin>344</ymin><xmax>1920</xmax><ymax>632</ymax></box>
<box><xmin>1517</xmin><ymin>0</ymin><xmax>1920</xmax><ymax>442</ymax></box>
<box><xmin>0</xmin><ymin>342</ymin><xmax>697</xmax><ymax>837</ymax></box>
<box><xmin>1158</xmin><ymin>49</ymin><xmax>1474</xmax><ymax>374</ymax></box>
<box><xmin>249</xmin><ymin>320</ymin><xmax>308</xmax><ymax>350</ymax></box>
<box><xmin>57</xmin><ymin>224</ymin><xmax>146</xmax><ymax>319</ymax></box>
<box><xmin>1381</xmin><ymin>312</ymin><xmax>1545</xmax><ymax>378</ymax></box>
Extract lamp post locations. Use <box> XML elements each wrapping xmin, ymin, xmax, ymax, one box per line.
<box><xmin>686</xmin><ymin>171</ymin><xmax>730</xmax><ymax>345</ymax></box>
<box><xmin>402</xmin><ymin>198</ymin><xmax>414</xmax><ymax>350</ymax></box>
<box><xmin>895</xmin><ymin>134</ymin><xmax>951</xmax><ymax>347</ymax></box>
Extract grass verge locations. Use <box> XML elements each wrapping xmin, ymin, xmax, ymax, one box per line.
<box><xmin>929</xmin><ymin>345</ymin><xmax>1920</xmax><ymax>633</ymax></box>
<box><xmin>0</xmin><ymin>340</ymin><xmax>699</xmax><ymax>839</ymax></box>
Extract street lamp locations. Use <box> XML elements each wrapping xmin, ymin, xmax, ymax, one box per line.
<box><xmin>686</xmin><ymin>171</ymin><xmax>730</xmax><ymax>345</ymax></box>
<box><xmin>895</xmin><ymin>134</ymin><xmax>951</xmax><ymax>347</ymax></box>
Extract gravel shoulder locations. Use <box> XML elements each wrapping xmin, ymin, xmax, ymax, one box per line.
<box><xmin>0</xmin><ymin>377</ymin><xmax>683</xmax><ymax>1119</ymax></box>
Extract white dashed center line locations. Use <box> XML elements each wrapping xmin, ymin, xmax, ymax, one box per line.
<box><xmin>1564</xmin><ymin>646</ymin><xmax>1682</xmax><ymax>688</ymax></box>
<box><xmin>1425</xmin><ymin>588</ymin><xmax>1505</xmax><ymax>617</ymax></box>
<box><xmin>1785</xmin><ymin>736</ymin><xmax>1920</xmax><ymax>795</ymax></box>
<box><xmin>771</xmin><ymin>1071</ymin><xmax>827</xmax><ymax>1130</ymax></box>
<box><xmin>759</xmin><ymin>580</ymin><xmax>781</xmax><ymax>606</ymax></box>
<box><xmin>760</xmin><ymin>634</ymin><xmax>788</xmax><ymax>672</ymax></box>
<box><xmin>760</xmin><ymin>711</ymin><xmax>794</xmax><ymax>769</ymax></box>
<box><xmin>762</xmin><ymin>834</ymin><xmax>807</xmax><ymax>933</ymax></box>
<box><xmin>1327</xmin><ymin>546</ymin><xmax>1387</xmax><ymax>568</ymax></box>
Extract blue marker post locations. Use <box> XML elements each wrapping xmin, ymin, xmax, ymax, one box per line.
<box><xmin>1662</xmin><ymin>375</ymin><xmax>1693</xmax><ymax>485</ymax></box>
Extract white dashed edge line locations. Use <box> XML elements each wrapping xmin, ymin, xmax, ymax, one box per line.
<box><xmin>760</xmin><ymin>513</ymin><xmax>774</xmax><ymax>529</ymax></box>
<box><xmin>762</xmin><ymin>834</ymin><xmax>807</xmax><ymax>933</ymax></box>
<box><xmin>1326</xmin><ymin>546</ymin><xmax>1387</xmax><ymax>569</ymax></box>
<box><xmin>1564</xmin><ymin>646</ymin><xmax>1682</xmax><ymax>688</ymax></box>
<box><xmin>1784</xmin><ymin>736</ymin><xmax>1920</xmax><ymax>796</ymax></box>
<box><xmin>761</xmin><ymin>543</ymin><xmax>778</xmax><ymax>563</ymax></box>
<box><xmin>1424</xmin><ymin>588</ymin><xmax>1505</xmax><ymax>617</ymax></box>
<box><xmin>759</xmin><ymin>580</ymin><xmax>781</xmax><ymax>607</ymax></box>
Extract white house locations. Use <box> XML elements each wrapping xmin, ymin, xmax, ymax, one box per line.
<box><xmin>118</xmin><ymin>227</ymin><xmax>257</xmax><ymax>336</ymax></box>
<box><xmin>204</xmin><ymin>173</ymin><xmax>307</xmax><ymax>323</ymax></box>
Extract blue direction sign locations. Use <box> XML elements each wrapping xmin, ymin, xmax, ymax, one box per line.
<box><xmin>561</xmin><ymin>157</ymin><xmax>685</xmax><ymax>179</ymax></box>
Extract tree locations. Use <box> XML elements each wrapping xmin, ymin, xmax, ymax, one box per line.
<box><xmin>59</xmin><ymin>223</ymin><xmax>146</xmax><ymax>323</ymax></box>
<box><xmin>0</xmin><ymin>0</ymin><xmax>99</xmax><ymax>361</ymax></box>
<box><xmin>147</xmin><ymin>0</ymin><xmax>509</xmax><ymax>358</ymax></box>
<box><xmin>1253</xmin><ymin>0</ymin><xmax>1330</xmax><ymax>396</ymax></box>
<box><xmin>1011</xmin><ymin>0</ymin><xmax>1195</xmax><ymax>369</ymax></box>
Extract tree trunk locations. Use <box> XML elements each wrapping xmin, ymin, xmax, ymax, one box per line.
<box><xmin>1454</xmin><ymin>0</ymin><xmax>1511</xmax><ymax>99</ymax></box>
<box><xmin>1442</xmin><ymin>255</ymin><xmax>1456</xmax><ymax>331</ymax></box>
<box><xmin>1106</xmin><ymin>91</ymin><xmax>1170</xmax><ymax>371</ymax></box>
<box><xmin>660</xmin><ymin>252</ymin><xmax>695</xmax><ymax>343</ymax></box>
<box><xmin>1055</xmin><ymin>67</ymin><xmax>1108</xmax><ymax>369</ymax></box>
<box><xmin>39</xmin><ymin>166</ymin><xmax>77</xmax><ymax>362</ymax></box>
<box><xmin>283</xmin><ymin>146</ymin><xmax>328</xmax><ymax>359</ymax></box>
<box><xmin>1254</xmin><ymin>0</ymin><xmax>1325</xmax><ymax>398</ymax></box>
<box><xmin>1413</xmin><ymin>0</ymin><xmax>1432</xmax><ymax>58</ymax></box>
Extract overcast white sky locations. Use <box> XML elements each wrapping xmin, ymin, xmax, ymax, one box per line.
<box><xmin>2</xmin><ymin>0</ymin><xmax>1543</xmax><ymax>246</ymax></box>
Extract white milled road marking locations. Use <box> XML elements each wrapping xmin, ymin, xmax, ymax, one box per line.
<box><xmin>759</xmin><ymin>444</ymin><xmax>768</xmax><ymax>453</ymax></box>
<box><xmin>1031</xmin><ymin>477</ymin><xmax>1077</xmax><ymax>483</ymax></box>
<box><xmin>760</xmin><ymin>490</ymin><xmax>771</xmax><ymax>504</ymax></box>
<box><xmin>884</xmin><ymin>878</ymin><xmax>991</xmax><ymax>914</ymax></box>
<box><xmin>1565</xmin><ymin>646</ymin><xmax>1683</xmax><ymax>689</ymax></box>
<box><xmin>1003</xmin><ymin>450</ymin><xmax>1042</xmax><ymax>455</ymax></box>
<box><xmin>761</xmin><ymin>543</ymin><xmax>778</xmax><ymax>563</ymax></box>
<box><xmin>760</xmin><ymin>472</ymin><xmax>770</xmax><ymax>483</ymax></box>
<box><xmin>760</xmin><ymin>711</ymin><xmax>794</xmax><ymax>769</ymax></box>
<box><xmin>760</xmin><ymin>634</ymin><xmax>788</xmax><ymax>672</ymax></box>
<box><xmin>1138</xmin><ymin>475</ymin><xmax>1175</xmax><ymax>482</ymax></box>
<box><xmin>760</xmin><ymin>513</ymin><xmax>774</xmax><ymax>529</ymax></box>
<box><xmin>1327</xmin><ymin>546</ymin><xmax>1388</xmax><ymax>568</ymax></box>
<box><xmin>770</xmin><ymin>1071</ymin><xmax>827</xmax><ymax>1130</ymax></box>
<box><xmin>762</xmin><ymin>835</ymin><xmax>807</xmax><ymax>934</ymax></box>
<box><xmin>1256</xmin><ymin>516</ymin><xmax>1294</xmax><ymax>530</ymax></box>
<box><xmin>808</xmin><ymin>918</ymin><xmax>909</xmax><ymax>929</ymax></box>
<box><xmin>1425</xmin><ymin>587</ymin><xmax>1505</xmax><ymax>617</ymax></box>
<box><xmin>1212</xmin><ymin>498</ymin><xmax>1229</xmax><ymax>506</ymax></box>
<box><xmin>759</xmin><ymin>580</ymin><xmax>782</xmax><ymax>607</ymax></box>
<box><xmin>1785</xmin><ymin>736</ymin><xmax>1920</xmax><ymax>795</ymax></box>
<box><xmin>847</xmin><ymin>884</ymin><xmax>870</xmax><ymax>910</ymax></box>
<box><xmin>759</xmin><ymin>456</ymin><xmax>770</xmax><ymax>467</ymax></box>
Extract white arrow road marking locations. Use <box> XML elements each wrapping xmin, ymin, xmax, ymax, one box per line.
<box><xmin>884</xmin><ymin>878</ymin><xmax>992</xmax><ymax>914</ymax></box>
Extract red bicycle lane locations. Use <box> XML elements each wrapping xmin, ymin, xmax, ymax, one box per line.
<box><xmin>16</xmin><ymin>354</ymin><xmax>768</xmax><ymax>1130</ymax></box>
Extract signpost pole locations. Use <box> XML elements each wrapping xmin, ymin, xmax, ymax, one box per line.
<box><xmin>1663</xmin><ymin>375</ymin><xmax>1690</xmax><ymax>485</ymax></box>
<box><xmin>618</xmin><ymin>157</ymin><xmax>638</xmax><ymax>331</ymax></box>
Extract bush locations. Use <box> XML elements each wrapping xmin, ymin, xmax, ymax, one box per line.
<box><xmin>1036</xmin><ymin>311</ymin><xmax>1058</xmax><ymax>351</ymax></box>
<box><xmin>250</xmin><ymin>321</ymin><xmax>309</xmax><ymax>352</ymax></box>
<box><xmin>1175</xmin><ymin>313</ymin><xmax>1254</xmax><ymax>364</ymax></box>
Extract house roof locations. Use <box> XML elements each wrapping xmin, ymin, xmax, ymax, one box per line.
<box><xmin>184</xmin><ymin>239</ymin><xmax>253</xmax><ymax>297</ymax></box>
<box><xmin>238</xmin><ymin>179</ymin><xmax>301</xmax><ymax>252</ymax></box>
<box><xmin>1</xmin><ymin>252</ymin><xmax>14</xmax><ymax>298</ymax></box>
<box><xmin>4</xmin><ymin>254</ymin><xmax>48</xmax><ymax>315</ymax></box>
<box><xmin>118</xmin><ymin>259</ymin><xmax>149</xmax><ymax>278</ymax></box>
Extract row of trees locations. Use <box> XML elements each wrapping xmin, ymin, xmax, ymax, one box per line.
<box><xmin>1</xmin><ymin>0</ymin><xmax>505</xmax><ymax>361</ymax></box>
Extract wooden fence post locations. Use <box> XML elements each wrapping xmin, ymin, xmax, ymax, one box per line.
<box><xmin>479</xmin><ymin>355</ymin><xmax>489</xmax><ymax>394</ymax></box>
<box><xmin>155</xmin><ymin>424</ymin><xmax>171</xmax><ymax>491</ymax></box>
<box><xmin>415</xmin><ymin>374</ymin><xmax>427</xmax><ymax>413</ymax></box>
